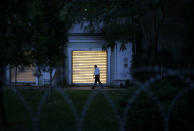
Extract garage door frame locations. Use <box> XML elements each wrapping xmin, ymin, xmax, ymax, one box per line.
<box><xmin>72</xmin><ymin>50</ymin><xmax>107</xmax><ymax>84</ymax></box>
<box><xmin>67</xmin><ymin>47</ymin><xmax>111</xmax><ymax>86</ymax></box>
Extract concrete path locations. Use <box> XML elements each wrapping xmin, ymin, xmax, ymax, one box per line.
<box><xmin>69</xmin><ymin>87</ymin><xmax>127</xmax><ymax>90</ymax></box>
<box><xmin>5</xmin><ymin>85</ymin><xmax>127</xmax><ymax>90</ymax></box>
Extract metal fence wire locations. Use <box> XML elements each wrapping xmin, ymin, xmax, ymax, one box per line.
<box><xmin>4</xmin><ymin>67</ymin><xmax>194</xmax><ymax>131</ymax></box>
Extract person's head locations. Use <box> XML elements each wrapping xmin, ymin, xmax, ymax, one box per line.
<box><xmin>94</xmin><ymin>65</ymin><xmax>97</xmax><ymax>68</ymax></box>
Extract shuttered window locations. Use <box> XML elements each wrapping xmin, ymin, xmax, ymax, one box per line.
<box><xmin>72</xmin><ymin>51</ymin><xmax>107</xmax><ymax>84</ymax></box>
<box><xmin>11</xmin><ymin>66</ymin><xmax>35</xmax><ymax>82</ymax></box>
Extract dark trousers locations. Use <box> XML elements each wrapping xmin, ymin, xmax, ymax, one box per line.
<box><xmin>93</xmin><ymin>75</ymin><xmax>103</xmax><ymax>88</ymax></box>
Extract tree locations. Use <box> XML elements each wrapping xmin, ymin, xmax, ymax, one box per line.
<box><xmin>31</xmin><ymin>0</ymin><xmax>71</xmax><ymax>100</ymax></box>
<box><xmin>0</xmin><ymin>0</ymin><xmax>35</xmax><ymax>128</ymax></box>
<box><xmin>0</xmin><ymin>0</ymin><xmax>71</xmax><ymax>127</ymax></box>
<box><xmin>181</xmin><ymin>2</ymin><xmax>194</xmax><ymax>81</ymax></box>
<box><xmin>60</xmin><ymin>0</ymin><xmax>168</xmax><ymax>60</ymax></box>
<box><xmin>59</xmin><ymin>0</ymin><xmax>193</xmax><ymax>83</ymax></box>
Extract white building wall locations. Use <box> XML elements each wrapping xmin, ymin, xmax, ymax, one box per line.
<box><xmin>110</xmin><ymin>43</ymin><xmax>133</xmax><ymax>86</ymax></box>
<box><xmin>65</xmin><ymin>23</ymin><xmax>133</xmax><ymax>87</ymax></box>
<box><xmin>65</xmin><ymin>35</ymin><xmax>111</xmax><ymax>85</ymax></box>
<box><xmin>65</xmin><ymin>37</ymin><xmax>133</xmax><ymax>86</ymax></box>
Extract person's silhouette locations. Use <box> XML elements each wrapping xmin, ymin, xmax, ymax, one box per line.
<box><xmin>92</xmin><ymin>65</ymin><xmax>104</xmax><ymax>89</ymax></box>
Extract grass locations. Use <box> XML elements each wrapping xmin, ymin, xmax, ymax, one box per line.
<box><xmin>1</xmin><ymin>81</ymin><xmax>194</xmax><ymax>131</ymax></box>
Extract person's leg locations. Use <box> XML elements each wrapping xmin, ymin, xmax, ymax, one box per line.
<box><xmin>92</xmin><ymin>76</ymin><xmax>97</xmax><ymax>89</ymax></box>
<box><xmin>96</xmin><ymin>75</ymin><xmax>104</xmax><ymax>89</ymax></box>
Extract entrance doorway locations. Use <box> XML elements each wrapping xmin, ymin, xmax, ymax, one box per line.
<box><xmin>72</xmin><ymin>51</ymin><xmax>107</xmax><ymax>84</ymax></box>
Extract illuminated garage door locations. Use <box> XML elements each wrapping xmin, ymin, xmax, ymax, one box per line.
<box><xmin>72</xmin><ymin>51</ymin><xmax>107</xmax><ymax>84</ymax></box>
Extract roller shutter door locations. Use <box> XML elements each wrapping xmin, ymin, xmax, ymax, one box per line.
<box><xmin>11</xmin><ymin>66</ymin><xmax>35</xmax><ymax>82</ymax></box>
<box><xmin>72</xmin><ymin>51</ymin><xmax>107</xmax><ymax>84</ymax></box>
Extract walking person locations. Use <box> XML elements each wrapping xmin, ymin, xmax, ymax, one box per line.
<box><xmin>92</xmin><ymin>65</ymin><xmax>104</xmax><ymax>89</ymax></box>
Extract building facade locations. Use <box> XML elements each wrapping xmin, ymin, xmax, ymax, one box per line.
<box><xmin>65</xmin><ymin>23</ymin><xmax>133</xmax><ymax>86</ymax></box>
<box><xmin>6</xmin><ymin>23</ymin><xmax>133</xmax><ymax>87</ymax></box>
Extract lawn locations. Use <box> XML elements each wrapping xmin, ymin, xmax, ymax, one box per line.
<box><xmin>1</xmin><ymin>81</ymin><xmax>194</xmax><ymax>131</ymax></box>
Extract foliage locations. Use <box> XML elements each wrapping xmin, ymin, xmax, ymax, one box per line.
<box><xmin>0</xmin><ymin>0</ymin><xmax>71</xmax><ymax>67</ymax></box>
<box><xmin>0</xmin><ymin>0</ymin><xmax>72</xmax><ymax>127</ymax></box>
<box><xmin>0</xmin><ymin>0</ymin><xmax>34</xmax><ymax>66</ymax></box>
<box><xmin>59</xmin><ymin>0</ymin><xmax>193</xmax><ymax>69</ymax></box>
<box><xmin>29</xmin><ymin>0</ymin><xmax>70</xmax><ymax>67</ymax></box>
<box><xmin>59</xmin><ymin>0</ymin><xmax>167</xmax><ymax>53</ymax></box>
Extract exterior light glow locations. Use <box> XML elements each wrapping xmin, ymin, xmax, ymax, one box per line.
<box><xmin>72</xmin><ymin>51</ymin><xmax>107</xmax><ymax>84</ymax></box>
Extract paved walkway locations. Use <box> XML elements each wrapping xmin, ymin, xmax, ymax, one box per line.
<box><xmin>5</xmin><ymin>85</ymin><xmax>127</xmax><ymax>90</ymax></box>
<box><xmin>69</xmin><ymin>87</ymin><xmax>127</xmax><ymax>90</ymax></box>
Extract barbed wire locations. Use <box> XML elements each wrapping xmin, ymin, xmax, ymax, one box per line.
<box><xmin>5</xmin><ymin>67</ymin><xmax>194</xmax><ymax>131</ymax></box>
